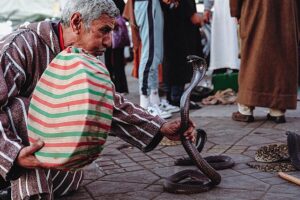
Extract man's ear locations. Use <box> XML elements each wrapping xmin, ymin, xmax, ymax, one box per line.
<box><xmin>70</xmin><ymin>12</ymin><xmax>82</xmax><ymax>34</ymax></box>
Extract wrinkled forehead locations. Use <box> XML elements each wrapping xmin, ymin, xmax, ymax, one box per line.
<box><xmin>90</xmin><ymin>14</ymin><xmax>116</xmax><ymax>29</ymax></box>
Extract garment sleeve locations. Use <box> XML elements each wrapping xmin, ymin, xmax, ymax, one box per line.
<box><xmin>229</xmin><ymin>0</ymin><xmax>243</xmax><ymax>18</ymax></box>
<box><xmin>111</xmin><ymin>92</ymin><xmax>166</xmax><ymax>152</ymax></box>
<box><xmin>204</xmin><ymin>0</ymin><xmax>214</xmax><ymax>11</ymax></box>
<box><xmin>184</xmin><ymin>0</ymin><xmax>197</xmax><ymax>19</ymax></box>
<box><xmin>0</xmin><ymin>33</ymin><xmax>34</xmax><ymax>180</ymax></box>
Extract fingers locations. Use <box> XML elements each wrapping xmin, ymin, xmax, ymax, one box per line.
<box><xmin>25</xmin><ymin>140</ymin><xmax>44</xmax><ymax>156</ymax></box>
<box><xmin>189</xmin><ymin>119</ymin><xmax>196</xmax><ymax>128</ymax></box>
<box><xmin>183</xmin><ymin>126</ymin><xmax>196</xmax><ymax>142</ymax></box>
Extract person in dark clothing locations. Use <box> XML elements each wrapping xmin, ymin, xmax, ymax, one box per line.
<box><xmin>104</xmin><ymin>0</ymin><xmax>129</xmax><ymax>94</ymax></box>
<box><xmin>161</xmin><ymin>0</ymin><xmax>203</xmax><ymax>108</ymax></box>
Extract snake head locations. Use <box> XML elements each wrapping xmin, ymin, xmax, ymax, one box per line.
<box><xmin>186</xmin><ymin>55</ymin><xmax>207</xmax><ymax>70</ymax></box>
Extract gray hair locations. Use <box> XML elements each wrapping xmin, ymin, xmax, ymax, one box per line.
<box><xmin>61</xmin><ymin>0</ymin><xmax>120</xmax><ymax>28</ymax></box>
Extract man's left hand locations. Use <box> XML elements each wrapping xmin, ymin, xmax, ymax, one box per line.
<box><xmin>160</xmin><ymin>118</ymin><xmax>196</xmax><ymax>142</ymax></box>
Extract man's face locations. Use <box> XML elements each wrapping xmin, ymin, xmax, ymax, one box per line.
<box><xmin>77</xmin><ymin>14</ymin><xmax>115</xmax><ymax>56</ymax></box>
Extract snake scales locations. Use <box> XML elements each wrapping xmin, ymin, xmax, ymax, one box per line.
<box><xmin>163</xmin><ymin>56</ymin><xmax>234</xmax><ymax>194</ymax></box>
<box><xmin>247</xmin><ymin>144</ymin><xmax>296</xmax><ymax>172</ymax></box>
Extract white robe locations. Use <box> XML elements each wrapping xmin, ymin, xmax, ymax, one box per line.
<box><xmin>209</xmin><ymin>0</ymin><xmax>240</xmax><ymax>70</ymax></box>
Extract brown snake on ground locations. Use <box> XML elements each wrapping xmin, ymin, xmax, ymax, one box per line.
<box><xmin>163</xmin><ymin>55</ymin><xmax>234</xmax><ymax>194</ymax></box>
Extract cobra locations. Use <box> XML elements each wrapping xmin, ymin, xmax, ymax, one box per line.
<box><xmin>163</xmin><ymin>55</ymin><xmax>234</xmax><ymax>194</ymax></box>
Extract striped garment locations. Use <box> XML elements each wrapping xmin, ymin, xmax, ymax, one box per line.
<box><xmin>28</xmin><ymin>47</ymin><xmax>114</xmax><ymax>171</ymax></box>
<box><xmin>0</xmin><ymin>21</ymin><xmax>165</xmax><ymax>200</ymax></box>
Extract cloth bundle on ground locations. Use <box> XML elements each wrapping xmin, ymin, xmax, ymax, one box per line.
<box><xmin>28</xmin><ymin>47</ymin><xmax>114</xmax><ymax>171</ymax></box>
<box><xmin>201</xmin><ymin>88</ymin><xmax>237</xmax><ymax>105</ymax></box>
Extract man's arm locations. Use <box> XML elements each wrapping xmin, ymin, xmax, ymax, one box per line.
<box><xmin>0</xmin><ymin>31</ymin><xmax>45</xmax><ymax>180</ymax></box>
<box><xmin>111</xmin><ymin>92</ymin><xmax>166</xmax><ymax>152</ymax></box>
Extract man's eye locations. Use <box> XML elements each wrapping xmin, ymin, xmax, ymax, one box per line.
<box><xmin>100</xmin><ymin>27</ymin><xmax>112</xmax><ymax>34</ymax></box>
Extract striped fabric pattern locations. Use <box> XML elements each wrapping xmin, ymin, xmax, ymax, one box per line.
<box><xmin>28</xmin><ymin>47</ymin><xmax>114</xmax><ymax>171</ymax></box>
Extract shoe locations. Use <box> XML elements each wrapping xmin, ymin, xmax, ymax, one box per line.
<box><xmin>189</xmin><ymin>101</ymin><xmax>202</xmax><ymax>110</ymax></box>
<box><xmin>0</xmin><ymin>187</ymin><xmax>11</xmax><ymax>200</ymax></box>
<box><xmin>159</xmin><ymin>99</ymin><xmax>180</xmax><ymax>113</ymax></box>
<box><xmin>190</xmin><ymin>86</ymin><xmax>213</xmax><ymax>102</ymax></box>
<box><xmin>287</xmin><ymin>131</ymin><xmax>300</xmax><ymax>170</ymax></box>
<box><xmin>232</xmin><ymin>111</ymin><xmax>254</xmax><ymax>122</ymax></box>
<box><xmin>147</xmin><ymin>104</ymin><xmax>172</xmax><ymax>119</ymax></box>
<box><xmin>266</xmin><ymin>114</ymin><xmax>286</xmax><ymax>124</ymax></box>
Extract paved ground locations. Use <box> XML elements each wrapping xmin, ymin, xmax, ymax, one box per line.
<box><xmin>59</xmin><ymin>64</ymin><xmax>300</xmax><ymax>200</ymax></box>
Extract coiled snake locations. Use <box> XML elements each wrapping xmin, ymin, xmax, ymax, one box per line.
<box><xmin>163</xmin><ymin>55</ymin><xmax>234</xmax><ymax>194</ymax></box>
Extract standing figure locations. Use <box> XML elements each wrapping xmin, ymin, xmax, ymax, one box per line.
<box><xmin>162</xmin><ymin>0</ymin><xmax>203</xmax><ymax>108</ymax></box>
<box><xmin>105</xmin><ymin>0</ymin><xmax>129</xmax><ymax>94</ymax></box>
<box><xmin>230</xmin><ymin>0</ymin><xmax>300</xmax><ymax>123</ymax></box>
<box><xmin>124</xmin><ymin>0</ymin><xmax>178</xmax><ymax>119</ymax></box>
<box><xmin>204</xmin><ymin>0</ymin><xmax>240</xmax><ymax>72</ymax></box>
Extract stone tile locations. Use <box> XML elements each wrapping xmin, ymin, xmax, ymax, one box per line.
<box><xmin>142</xmin><ymin>163</ymin><xmax>165</xmax><ymax>169</ymax></box>
<box><xmin>131</xmin><ymin>156</ymin><xmax>152</xmax><ymax>162</ymax></box>
<box><xmin>235</xmin><ymin>135</ymin><xmax>277</xmax><ymax>146</ymax></box>
<box><xmin>190</xmin><ymin>188</ymin><xmax>265</xmax><ymax>200</ymax></box>
<box><xmin>82</xmin><ymin>162</ymin><xmax>105</xmax><ymax>180</ymax></box>
<box><xmin>219</xmin><ymin>175</ymin><xmax>269</xmax><ymax>191</ymax></box>
<box><xmin>248</xmin><ymin>171</ymin><xmax>275</xmax><ymax>179</ymax></box>
<box><xmin>93</xmin><ymin>191</ymin><xmax>160</xmax><ymax>200</ymax></box>
<box><xmin>104</xmin><ymin>168</ymin><xmax>126</xmax><ymax>174</ymax></box>
<box><xmin>151</xmin><ymin>166</ymin><xmax>196</xmax><ymax>178</ymax></box>
<box><xmin>101</xmin><ymin>169</ymin><xmax>160</xmax><ymax>184</ymax></box>
<box><xmin>236</xmin><ymin>168</ymin><xmax>260</xmax><ymax>175</ymax></box>
<box><xmin>114</xmin><ymin>158</ymin><xmax>133</xmax><ymax>164</ymax></box>
<box><xmin>126</xmin><ymin>191</ymin><xmax>161</xmax><ymax>199</ymax></box>
<box><xmin>154</xmin><ymin>193</ymin><xmax>194</xmax><ymax>200</ymax></box>
<box><xmin>86</xmin><ymin>181</ymin><xmax>148</xmax><ymax>196</ymax></box>
<box><xmin>206</xmin><ymin>148</ymin><xmax>226</xmax><ymax>154</ymax></box>
<box><xmin>145</xmin><ymin>184</ymin><xmax>164</xmax><ymax>192</ymax></box>
<box><xmin>161</xmin><ymin>146</ymin><xmax>187</xmax><ymax>157</ymax></box>
<box><xmin>120</xmin><ymin>162</ymin><xmax>138</xmax><ymax>168</ymax></box>
<box><xmin>225</xmin><ymin>149</ymin><xmax>245</xmax><ymax>154</ymax></box>
<box><xmin>230</xmin><ymin>145</ymin><xmax>248</xmax><ymax>150</ymax></box>
<box><xmin>262</xmin><ymin>193</ymin><xmax>299</xmax><ymax>200</ymax></box>
<box><xmin>149</xmin><ymin>154</ymin><xmax>170</xmax><ymax>159</ymax></box>
<box><xmin>57</xmin><ymin>187</ymin><xmax>92</xmax><ymax>200</ymax></box>
<box><xmin>268</xmin><ymin>183</ymin><xmax>300</xmax><ymax>195</ymax></box>
<box><xmin>260</xmin><ymin>176</ymin><xmax>287</xmax><ymax>185</ymax></box>
<box><xmin>217</xmin><ymin>169</ymin><xmax>241</xmax><ymax>178</ymax></box>
<box><xmin>125</xmin><ymin>165</ymin><xmax>144</xmax><ymax>172</ymax></box>
<box><xmin>224</xmin><ymin>154</ymin><xmax>253</xmax><ymax>164</ymax></box>
<box><xmin>232</xmin><ymin>163</ymin><xmax>250</xmax><ymax>170</ymax></box>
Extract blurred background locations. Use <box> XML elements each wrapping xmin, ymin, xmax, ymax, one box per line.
<box><xmin>0</xmin><ymin>0</ymin><xmax>205</xmax><ymax>39</ymax></box>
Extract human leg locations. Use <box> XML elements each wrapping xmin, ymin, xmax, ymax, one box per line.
<box><xmin>134</xmin><ymin>0</ymin><xmax>163</xmax><ymax>107</ymax></box>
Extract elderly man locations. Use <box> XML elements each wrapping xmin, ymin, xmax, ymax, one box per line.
<box><xmin>0</xmin><ymin>0</ymin><xmax>196</xmax><ymax>199</ymax></box>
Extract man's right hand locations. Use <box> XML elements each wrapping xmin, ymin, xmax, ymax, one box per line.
<box><xmin>203</xmin><ymin>10</ymin><xmax>212</xmax><ymax>23</ymax></box>
<box><xmin>17</xmin><ymin>140</ymin><xmax>47</xmax><ymax>169</ymax></box>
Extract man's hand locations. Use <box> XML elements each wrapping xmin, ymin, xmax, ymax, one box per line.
<box><xmin>190</xmin><ymin>13</ymin><xmax>204</xmax><ymax>27</ymax></box>
<box><xmin>17</xmin><ymin>140</ymin><xmax>47</xmax><ymax>169</ymax></box>
<box><xmin>160</xmin><ymin>118</ymin><xmax>196</xmax><ymax>142</ymax></box>
<box><xmin>203</xmin><ymin>10</ymin><xmax>212</xmax><ymax>23</ymax></box>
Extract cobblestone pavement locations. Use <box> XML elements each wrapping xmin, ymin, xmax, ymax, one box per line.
<box><xmin>58</xmin><ymin>65</ymin><xmax>300</xmax><ymax>200</ymax></box>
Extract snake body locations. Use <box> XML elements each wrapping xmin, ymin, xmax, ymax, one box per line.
<box><xmin>163</xmin><ymin>56</ymin><xmax>234</xmax><ymax>194</ymax></box>
<box><xmin>247</xmin><ymin>144</ymin><xmax>295</xmax><ymax>172</ymax></box>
